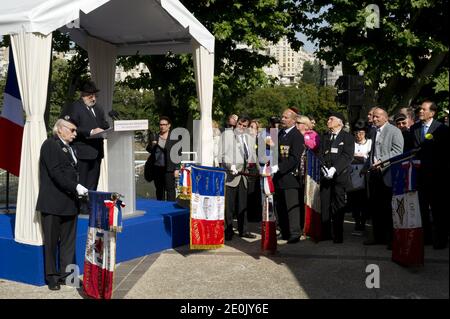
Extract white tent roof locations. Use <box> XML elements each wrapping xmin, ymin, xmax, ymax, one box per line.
<box><xmin>0</xmin><ymin>0</ymin><xmax>214</xmax><ymax>54</ymax></box>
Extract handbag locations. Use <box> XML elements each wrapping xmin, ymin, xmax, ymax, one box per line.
<box><xmin>144</xmin><ymin>155</ymin><xmax>154</xmax><ymax>182</ymax></box>
<box><xmin>347</xmin><ymin>164</ymin><xmax>365</xmax><ymax>192</ymax></box>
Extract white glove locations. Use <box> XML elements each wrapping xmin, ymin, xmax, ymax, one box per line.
<box><xmin>230</xmin><ymin>165</ymin><xmax>239</xmax><ymax>175</ymax></box>
<box><xmin>76</xmin><ymin>184</ymin><xmax>88</xmax><ymax>196</ymax></box>
<box><xmin>327</xmin><ymin>167</ymin><xmax>336</xmax><ymax>179</ymax></box>
<box><xmin>271</xmin><ymin>165</ymin><xmax>279</xmax><ymax>175</ymax></box>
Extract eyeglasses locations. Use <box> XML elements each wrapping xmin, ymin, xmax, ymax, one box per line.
<box><xmin>159</xmin><ymin>123</ymin><xmax>169</xmax><ymax>126</ymax></box>
<box><xmin>63</xmin><ymin>126</ymin><xmax>77</xmax><ymax>133</ymax></box>
<box><xmin>296</xmin><ymin>122</ymin><xmax>306</xmax><ymax>125</ymax></box>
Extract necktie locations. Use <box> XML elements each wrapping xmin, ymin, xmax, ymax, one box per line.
<box><xmin>330</xmin><ymin>133</ymin><xmax>336</xmax><ymax>142</ymax></box>
<box><xmin>421</xmin><ymin>125</ymin><xmax>427</xmax><ymax>141</ymax></box>
<box><xmin>88</xmin><ymin>106</ymin><xmax>96</xmax><ymax>117</ymax></box>
<box><xmin>280</xmin><ymin>129</ymin><xmax>286</xmax><ymax>138</ymax></box>
<box><xmin>241</xmin><ymin>135</ymin><xmax>249</xmax><ymax>161</ymax></box>
<box><xmin>68</xmin><ymin>145</ymin><xmax>77</xmax><ymax>164</ymax></box>
<box><xmin>371</xmin><ymin>128</ymin><xmax>381</xmax><ymax>164</ymax></box>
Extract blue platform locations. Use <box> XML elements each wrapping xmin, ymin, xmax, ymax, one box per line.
<box><xmin>0</xmin><ymin>199</ymin><xmax>189</xmax><ymax>286</ymax></box>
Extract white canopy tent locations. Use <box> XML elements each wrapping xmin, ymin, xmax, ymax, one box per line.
<box><xmin>0</xmin><ymin>0</ymin><xmax>214</xmax><ymax>246</ymax></box>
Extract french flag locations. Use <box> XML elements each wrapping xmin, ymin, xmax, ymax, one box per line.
<box><xmin>189</xmin><ymin>165</ymin><xmax>226</xmax><ymax>249</ymax></box>
<box><xmin>0</xmin><ymin>47</ymin><xmax>24</xmax><ymax>176</ymax></box>
<box><xmin>261</xmin><ymin>162</ymin><xmax>277</xmax><ymax>254</ymax></box>
<box><xmin>390</xmin><ymin>156</ymin><xmax>423</xmax><ymax>267</ymax></box>
<box><xmin>83</xmin><ymin>191</ymin><xmax>123</xmax><ymax>299</ymax></box>
<box><xmin>303</xmin><ymin>149</ymin><xmax>322</xmax><ymax>242</ymax></box>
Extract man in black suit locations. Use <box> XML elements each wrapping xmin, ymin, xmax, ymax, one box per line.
<box><xmin>318</xmin><ymin>112</ymin><xmax>355</xmax><ymax>243</ymax></box>
<box><xmin>60</xmin><ymin>80</ymin><xmax>110</xmax><ymax>195</ymax></box>
<box><xmin>408</xmin><ymin>100</ymin><xmax>449</xmax><ymax>249</ymax></box>
<box><xmin>36</xmin><ymin>118</ymin><xmax>88</xmax><ymax>290</ymax></box>
<box><xmin>272</xmin><ymin>108</ymin><xmax>304</xmax><ymax>244</ymax></box>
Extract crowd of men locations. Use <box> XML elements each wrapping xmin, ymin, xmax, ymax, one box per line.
<box><xmin>196</xmin><ymin>102</ymin><xmax>449</xmax><ymax>251</ymax></box>
<box><xmin>37</xmin><ymin>77</ymin><xmax>448</xmax><ymax>291</ymax></box>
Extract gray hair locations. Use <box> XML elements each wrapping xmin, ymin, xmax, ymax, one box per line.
<box><xmin>52</xmin><ymin>119</ymin><xmax>72</xmax><ymax>136</ymax></box>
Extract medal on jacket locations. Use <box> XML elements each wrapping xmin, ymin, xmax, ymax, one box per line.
<box><xmin>280</xmin><ymin>145</ymin><xmax>290</xmax><ymax>158</ymax></box>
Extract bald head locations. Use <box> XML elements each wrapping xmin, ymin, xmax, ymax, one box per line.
<box><xmin>372</xmin><ymin>107</ymin><xmax>388</xmax><ymax>128</ymax></box>
<box><xmin>281</xmin><ymin>108</ymin><xmax>297</xmax><ymax>129</ymax></box>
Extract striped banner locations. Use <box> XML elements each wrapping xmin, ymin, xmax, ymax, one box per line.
<box><xmin>303</xmin><ymin>149</ymin><xmax>322</xmax><ymax>242</ymax></box>
<box><xmin>190</xmin><ymin>165</ymin><xmax>226</xmax><ymax>249</ymax></box>
<box><xmin>390</xmin><ymin>154</ymin><xmax>423</xmax><ymax>267</ymax></box>
<box><xmin>83</xmin><ymin>191</ymin><xmax>124</xmax><ymax>299</ymax></box>
<box><xmin>0</xmin><ymin>47</ymin><xmax>24</xmax><ymax>176</ymax></box>
<box><xmin>261</xmin><ymin>163</ymin><xmax>277</xmax><ymax>254</ymax></box>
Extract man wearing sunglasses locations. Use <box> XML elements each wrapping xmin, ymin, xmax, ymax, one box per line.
<box><xmin>36</xmin><ymin>117</ymin><xmax>88</xmax><ymax>290</ymax></box>
<box><xmin>60</xmin><ymin>80</ymin><xmax>110</xmax><ymax>213</ymax></box>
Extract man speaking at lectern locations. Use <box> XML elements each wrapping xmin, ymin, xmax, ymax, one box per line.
<box><xmin>60</xmin><ymin>80</ymin><xmax>110</xmax><ymax>201</ymax></box>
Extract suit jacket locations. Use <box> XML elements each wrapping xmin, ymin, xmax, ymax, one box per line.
<box><xmin>219</xmin><ymin>129</ymin><xmax>256</xmax><ymax>188</ymax></box>
<box><xmin>366</xmin><ymin>122</ymin><xmax>404</xmax><ymax>186</ymax></box>
<box><xmin>61</xmin><ymin>100</ymin><xmax>110</xmax><ymax>160</ymax></box>
<box><xmin>146</xmin><ymin>132</ymin><xmax>180</xmax><ymax>173</ymax></box>
<box><xmin>319</xmin><ymin>129</ymin><xmax>355</xmax><ymax>186</ymax></box>
<box><xmin>35</xmin><ymin>136</ymin><xmax>80</xmax><ymax>216</ymax></box>
<box><xmin>273</xmin><ymin>126</ymin><xmax>304</xmax><ymax>189</ymax></box>
<box><xmin>408</xmin><ymin>119</ymin><xmax>450</xmax><ymax>177</ymax></box>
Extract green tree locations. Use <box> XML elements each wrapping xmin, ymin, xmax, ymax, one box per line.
<box><xmin>118</xmin><ymin>0</ymin><xmax>304</xmax><ymax>126</ymax></box>
<box><xmin>301</xmin><ymin>60</ymin><xmax>322</xmax><ymax>86</ymax></box>
<box><xmin>294</xmin><ymin>0</ymin><xmax>448</xmax><ymax>113</ymax></box>
<box><xmin>235</xmin><ymin>83</ymin><xmax>340</xmax><ymax>133</ymax></box>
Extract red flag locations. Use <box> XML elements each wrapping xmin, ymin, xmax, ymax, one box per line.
<box><xmin>261</xmin><ymin>163</ymin><xmax>277</xmax><ymax>254</ymax></box>
<box><xmin>391</xmin><ymin>158</ymin><xmax>424</xmax><ymax>266</ymax></box>
<box><xmin>0</xmin><ymin>47</ymin><xmax>24</xmax><ymax>176</ymax></box>
<box><xmin>303</xmin><ymin>150</ymin><xmax>322</xmax><ymax>241</ymax></box>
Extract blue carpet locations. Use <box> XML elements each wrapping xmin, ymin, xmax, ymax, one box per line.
<box><xmin>0</xmin><ymin>199</ymin><xmax>189</xmax><ymax>286</ymax></box>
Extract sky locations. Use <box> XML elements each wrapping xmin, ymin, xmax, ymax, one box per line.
<box><xmin>296</xmin><ymin>33</ymin><xmax>317</xmax><ymax>53</ymax></box>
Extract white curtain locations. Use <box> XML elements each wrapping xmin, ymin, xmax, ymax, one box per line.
<box><xmin>87</xmin><ymin>36</ymin><xmax>117</xmax><ymax>192</ymax></box>
<box><xmin>193</xmin><ymin>42</ymin><xmax>214</xmax><ymax>166</ymax></box>
<box><xmin>12</xmin><ymin>30</ymin><xmax>52</xmax><ymax>245</ymax></box>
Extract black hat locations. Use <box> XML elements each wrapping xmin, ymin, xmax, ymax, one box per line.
<box><xmin>269</xmin><ymin>116</ymin><xmax>281</xmax><ymax>124</ymax></box>
<box><xmin>329</xmin><ymin>111</ymin><xmax>345</xmax><ymax>123</ymax></box>
<box><xmin>394</xmin><ymin>113</ymin><xmax>407</xmax><ymax>123</ymax></box>
<box><xmin>59</xmin><ymin>114</ymin><xmax>78</xmax><ymax>127</ymax></box>
<box><xmin>80</xmin><ymin>80</ymin><xmax>100</xmax><ymax>94</ymax></box>
<box><xmin>352</xmin><ymin>119</ymin><xmax>368</xmax><ymax>132</ymax></box>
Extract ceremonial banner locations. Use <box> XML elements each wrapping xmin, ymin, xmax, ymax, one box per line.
<box><xmin>83</xmin><ymin>191</ymin><xmax>124</xmax><ymax>299</ymax></box>
<box><xmin>390</xmin><ymin>154</ymin><xmax>423</xmax><ymax>266</ymax></box>
<box><xmin>190</xmin><ymin>165</ymin><xmax>226</xmax><ymax>249</ymax></box>
<box><xmin>0</xmin><ymin>47</ymin><xmax>24</xmax><ymax>176</ymax></box>
<box><xmin>303</xmin><ymin>149</ymin><xmax>322</xmax><ymax>242</ymax></box>
<box><xmin>176</xmin><ymin>164</ymin><xmax>192</xmax><ymax>208</ymax></box>
<box><xmin>261</xmin><ymin>163</ymin><xmax>277</xmax><ymax>254</ymax></box>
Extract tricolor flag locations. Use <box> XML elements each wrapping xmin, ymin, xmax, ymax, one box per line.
<box><xmin>303</xmin><ymin>149</ymin><xmax>322</xmax><ymax>242</ymax></box>
<box><xmin>83</xmin><ymin>191</ymin><xmax>125</xmax><ymax>299</ymax></box>
<box><xmin>390</xmin><ymin>153</ymin><xmax>423</xmax><ymax>267</ymax></box>
<box><xmin>260</xmin><ymin>163</ymin><xmax>277</xmax><ymax>254</ymax></box>
<box><xmin>0</xmin><ymin>47</ymin><xmax>24</xmax><ymax>176</ymax></box>
<box><xmin>176</xmin><ymin>164</ymin><xmax>192</xmax><ymax>208</ymax></box>
<box><xmin>190</xmin><ymin>165</ymin><xmax>226</xmax><ymax>249</ymax></box>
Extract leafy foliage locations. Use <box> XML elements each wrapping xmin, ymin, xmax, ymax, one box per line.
<box><xmin>301</xmin><ymin>60</ymin><xmax>322</xmax><ymax>86</ymax></box>
<box><xmin>235</xmin><ymin>83</ymin><xmax>340</xmax><ymax>133</ymax></box>
<box><xmin>118</xmin><ymin>0</ymin><xmax>304</xmax><ymax>125</ymax></box>
<box><xmin>295</xmin><ymin>0</ymin><xmax>448</xmax><ymax>112</ymax></box>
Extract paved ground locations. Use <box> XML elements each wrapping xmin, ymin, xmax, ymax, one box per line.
<box><xmin>0</xmin><ymin>219</ymin><xmax>448</xmax><ymax>300</ymax></box>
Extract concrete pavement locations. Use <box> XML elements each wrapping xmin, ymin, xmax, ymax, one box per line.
<box><xmin>0</xmin><ymin>219</ymin><xmax>448</xmax><ymax>299</ymax></box>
